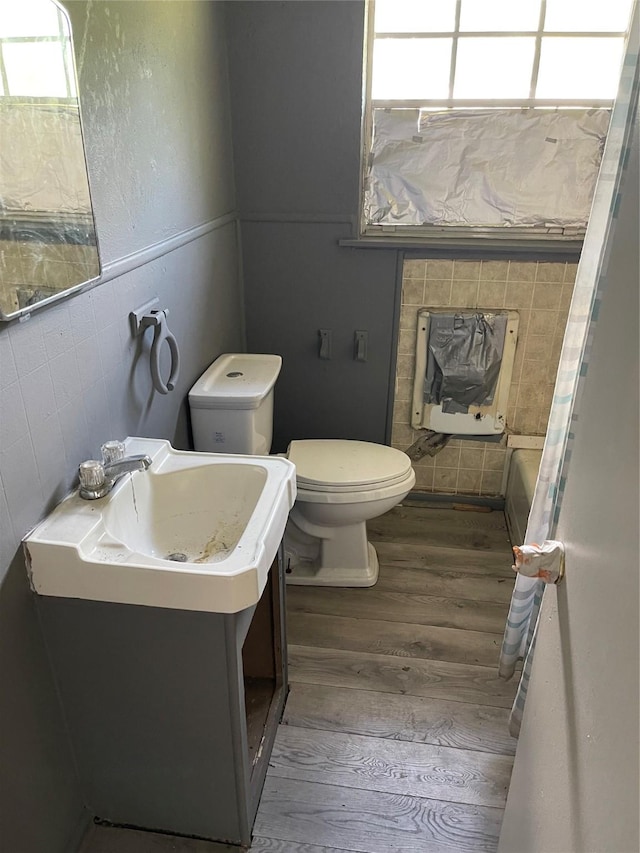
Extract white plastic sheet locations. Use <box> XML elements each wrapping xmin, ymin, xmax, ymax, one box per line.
<box><xmin>364</xmin><ymin>108</ymin><xmax>610</xmax><ymax>229</ymax></box>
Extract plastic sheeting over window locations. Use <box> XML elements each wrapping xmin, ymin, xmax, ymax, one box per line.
<box><xmin>364</xmin><ymin>108</ymin><xmax>610</xmax><ymax>230</ymax></box>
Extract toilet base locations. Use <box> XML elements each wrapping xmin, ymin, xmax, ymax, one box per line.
<box><xmin>285</xmin><ymin>542</ymin><xmax>379</xmax><ymax>588</ymax></box>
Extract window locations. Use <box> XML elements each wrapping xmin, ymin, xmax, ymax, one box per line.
<box><xmin>362</xmin><ymin>0</ymin><xmax>635</xmax><ymax>242</ymax></box>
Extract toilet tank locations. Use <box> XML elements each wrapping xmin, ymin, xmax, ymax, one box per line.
<box><xmin>189</xmin><ymin>354</ymin><xmax>282</xmax><ymax>455</ymax></box>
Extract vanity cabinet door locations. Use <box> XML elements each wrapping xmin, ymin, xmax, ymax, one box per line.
<box><xmin>241</xmin><ymin>548</ymin><xmax>287</xmax><ymax>815</ymax></box>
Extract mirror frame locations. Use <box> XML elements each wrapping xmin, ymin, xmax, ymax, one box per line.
<box><xmin>0</xmin><ymin>0</ymin><xmax>101</xmax><ymax>322</ymax></box>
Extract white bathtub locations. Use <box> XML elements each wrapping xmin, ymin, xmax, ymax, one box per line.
<box><xmin>505</xmin><ymin>449</ymin><xmax>542</xmax><ymax>547</ymax></box>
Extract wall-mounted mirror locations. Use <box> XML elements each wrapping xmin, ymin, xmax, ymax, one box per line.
<box><xmin>0</xmin><ymin>0</ymin><xmax>100</xmax><ymax>320</ymax></box>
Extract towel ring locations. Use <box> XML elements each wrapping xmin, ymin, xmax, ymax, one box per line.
<box><xmin>140</xmin><ymin>310</ymin><xmax>180</xmax><ymax>395</ymax></box>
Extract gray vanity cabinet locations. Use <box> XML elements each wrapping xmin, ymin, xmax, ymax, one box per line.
<box><xmin>36</xmin><ymin>548</ymin><xmax>287</xmax><ymax>848</ymax></box>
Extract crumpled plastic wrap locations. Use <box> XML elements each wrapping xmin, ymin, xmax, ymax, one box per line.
<box><xmin>512</xmin><ymin>541</ymin><xmax>565</xmax><ymax>584</ymax></box>
<box><xmin>424</xmin><ymin>312</ymin><xmax>507</xmax><ymax>414</ymax></box>
<box><xmin>364</xmin><ymin>108</ymin><xmax>610</xmax><ymax>229</ymax></box>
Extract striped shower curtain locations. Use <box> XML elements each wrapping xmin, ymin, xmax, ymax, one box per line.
<box><xmin>499</xmin><ymin>14</ymin><xmax>640</xmax><ymax>737</ymax></box>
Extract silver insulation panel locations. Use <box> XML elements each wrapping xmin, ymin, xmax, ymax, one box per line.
<box><xmin>364</xmin><ymin>108</ymin><xmax>610</xmax><ymax>229</ymax></box>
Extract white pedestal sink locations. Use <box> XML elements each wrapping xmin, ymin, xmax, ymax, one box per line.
<box><xmin>24</xmin><ymin>437</ymin><xmax>297</xmax><ymax>613</ymax></box>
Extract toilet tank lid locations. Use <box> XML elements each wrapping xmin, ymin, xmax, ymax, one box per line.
<box><xmin>189</xmin><ymin>353</ymin><xmax>282</xmax><ymax>410</ymax></box>
<box><xmin>288</xmin><ymin>440</ymin><xmax>413</xmax><ymax>488</ymax></box>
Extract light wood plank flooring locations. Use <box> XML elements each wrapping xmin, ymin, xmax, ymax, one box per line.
<box><xmin>81</xmin><ymin>503</ymin><xmax>517</xmax><ymax>853</ymax></box>
<box><xmin>253</xmin><ymin>503</ymin><xmax>516</xmax><ymax>852</ymax></box>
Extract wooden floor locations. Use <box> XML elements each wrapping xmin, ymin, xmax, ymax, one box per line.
<box><xmin>81</xmin><ymin>503</ymin><xmax>517</xmax><ymax>853</ymax></box>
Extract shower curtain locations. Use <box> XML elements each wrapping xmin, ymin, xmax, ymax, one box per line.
<box><xmin>499</xmin><ymin>20</ymin><xmax>640</xmax><ymax>737</ymax></box>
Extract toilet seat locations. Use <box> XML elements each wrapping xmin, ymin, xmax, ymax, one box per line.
<box><xmin>288</xmin><ymin>439</ymin><xmax>414</xmax><ymax>501</ymax></box>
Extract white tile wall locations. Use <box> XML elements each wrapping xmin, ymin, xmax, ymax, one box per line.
<box><xmin>0</xmin><ymin>327</ymin><xmax>17</xmax><ymax>389</ymax></box>
<box><xmin>0</xmin><ymin>479</ymin><xmax>15</xmax><ymax>569</ymax></box>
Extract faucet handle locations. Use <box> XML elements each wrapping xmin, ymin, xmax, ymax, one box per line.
<box><xmin>101</xmin><ymin>440</ymin><xmax>126</xmax><ymax>465</ymax></box>
<box><xmin>79</xmin><ymin>460</ymin><xmax>105</xmax><ymax>490</ymax></box>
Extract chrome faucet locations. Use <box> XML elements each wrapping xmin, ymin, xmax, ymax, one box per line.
<box><xmin>78</xmin><ymin>441</ymin><xmax>152</xmax><ymax>500</ymax></box>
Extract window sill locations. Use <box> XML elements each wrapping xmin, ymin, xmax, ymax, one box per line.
<box><xmin>339</xmin><ymin>233</ymin><xmax>583</xmax><ymax>259</ymax></box>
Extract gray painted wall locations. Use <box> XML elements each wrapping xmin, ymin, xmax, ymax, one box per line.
<box><xmin>498</xmin><ymin>107</ymin><xmax>639</xmax><ymax>853</ymax></box>
<box><xmin>0</xmin><ymin>3</ymin><xmax>242</xmax><ymax>851</ymax></box>
<box><xmin>225</xmin><ymin>1</ymin><xmax>362</xmax><ymax>217</ymax></box>
<box><xmin>240</xmin><ymin>222</ymin><xmax>398</xmax><ymax>450</ymax></box>
<box><xmin>225</xmin><ymin>1</ymin><xmax>400</xmax><ymax>450</ymax></box>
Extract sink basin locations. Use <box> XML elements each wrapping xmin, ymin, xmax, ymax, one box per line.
<box><xmin>24</xmin><ymin>438</ymin><xmax>297</xmax><ymax>613</ymax></box>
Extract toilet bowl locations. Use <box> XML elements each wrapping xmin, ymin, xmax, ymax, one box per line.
<box><xmin>188</xmin><ymin>354</ymin><xmax>415</xmax><ymax>587</ymax></box>
<box><xmin>284</xmin><ymin>439</ymin><xmax>415</xmax><ymax>586</ymax></box>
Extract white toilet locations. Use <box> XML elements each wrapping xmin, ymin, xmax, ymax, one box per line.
<box><xmin>189</xmin><ymin>353</ymin><xmax>415</xmax><ymax>587</ymax></box>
